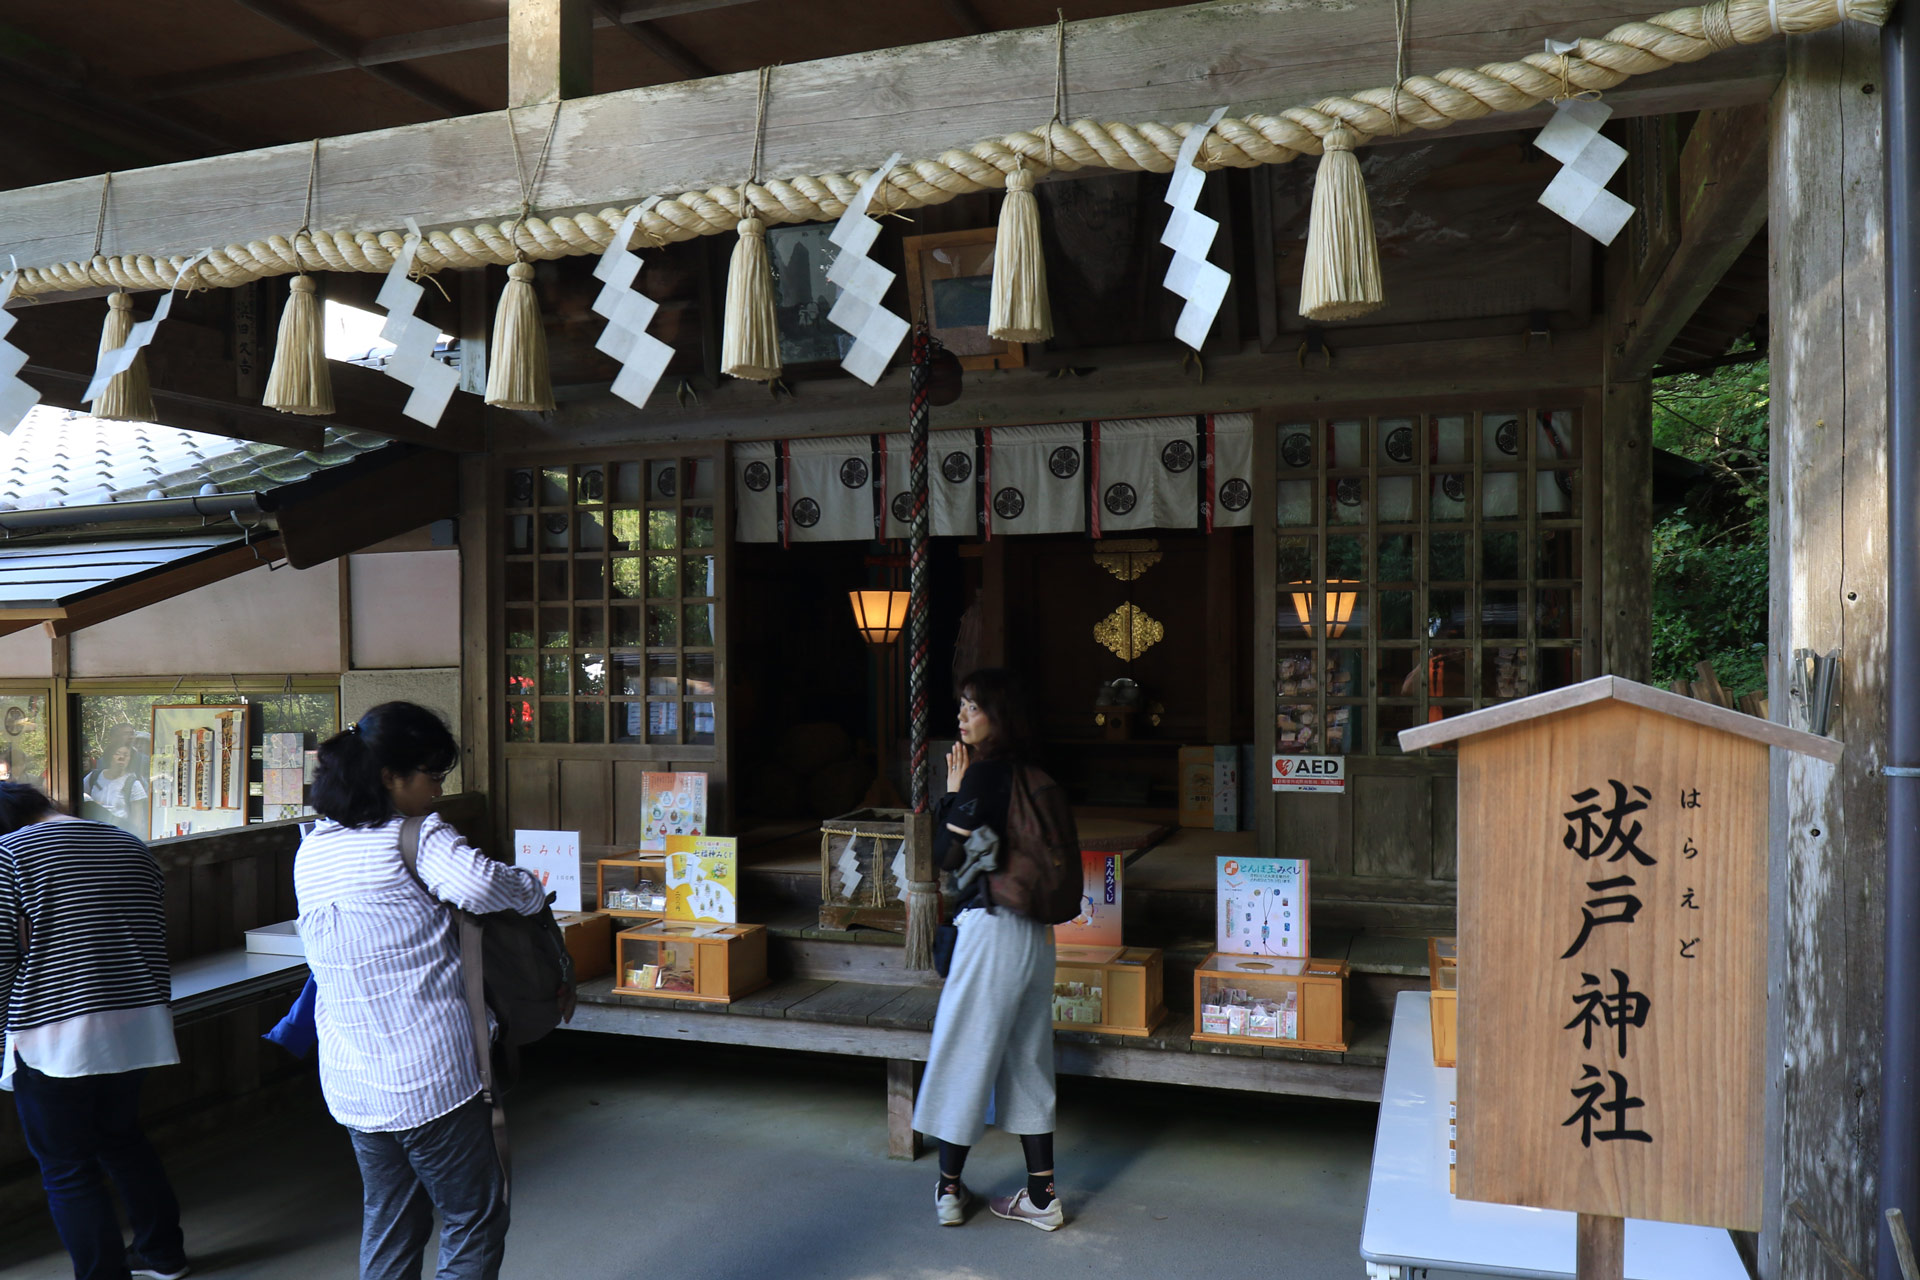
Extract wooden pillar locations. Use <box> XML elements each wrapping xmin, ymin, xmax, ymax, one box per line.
<box><xmin>886</xmin><ymin>1058</ymin><xmax>922</xmax><ymax>1160</ymax></box>
<box><xmin>1763</xmin><ymin>20</ymin><xmax>1888</xmax><ymax>1280</ymax></box>
<box><xmin>1576</xmin><ymin>1214</ymin><xmax>1625</xmax><ymax>1280</ymax></box>
<box><xmin>508</xmin><ymin>0</ymin><xmax>593</xmax><ymax>108</ymax></box>
<box><xmin>1598</xmin><ymin>377</ymin><xmax>1652</xmax><ymax>682</ymax></box>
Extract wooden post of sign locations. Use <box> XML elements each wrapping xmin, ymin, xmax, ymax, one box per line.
<box><xmin>1399</xmin><ymin>677</ymin><xmax>1842</xmax><ymax>1238</ymax></box>
<box><xmin>1577</xmin><ymin>1213</ymin><xmax>1624</xmax><ymax>1280</ymax></box>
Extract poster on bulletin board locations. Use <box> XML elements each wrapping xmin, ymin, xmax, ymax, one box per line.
<box><xmin>1216</xmin><ymin>857</ymin><xmax>1308</xmax><ymax>958</ymax></box>
<box><xmin>664</xmin><ymin>835</ymin><xmax>738</xmax><ymax>922</ymax></box>
<box><xmin>148</xmin><ymin>703</ymin><xmax>250</xmax><ymax>841</ymax></box>
<box><xmin>514</xmin><ymin>829</ymin><xmax>582</xmax><ymax>912</ymax></box>
<box><xmin>640</xmin><ymin>772</ymin><xmax>708</xmax><ymax>850</ymax></box>
<box><xmin>1055</xmin><ymin>851</ymin><xmax>1123</xmax><ymax>947</ymax></box>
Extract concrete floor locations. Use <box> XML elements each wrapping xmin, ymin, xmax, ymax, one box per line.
<box><xmin>0</xmin><ymin>1034</ymin><xmax>1401</xmax><ymax>1280</ymax></box>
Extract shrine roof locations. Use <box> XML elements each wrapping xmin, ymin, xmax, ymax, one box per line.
<box><xmin>1396</xmin><ymin>675</ymin><xmax>1842</xmax><ymax>763</ymax></box>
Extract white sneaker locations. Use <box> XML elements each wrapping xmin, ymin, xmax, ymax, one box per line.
<box><xmin>936</xmin><ymin>1180</ymin><xmax>973</xmax><ymax>1226</ymax></box>
<box><xmin>989</xmin><ymin>1187</ymin><xmax>1065</xmax><ymax>1231</ymax></box>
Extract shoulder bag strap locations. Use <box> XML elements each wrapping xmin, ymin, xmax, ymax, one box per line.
<box><xmin>398</xmin><ymin>815</ymin><xmax>512</xmax><ymax>1198</ymax></box>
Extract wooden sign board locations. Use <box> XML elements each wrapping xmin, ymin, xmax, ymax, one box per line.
<box><xmin>1400</xmin><ymin>677</ymin><xmax>1841</xmax><ymax>1232</ymax></box>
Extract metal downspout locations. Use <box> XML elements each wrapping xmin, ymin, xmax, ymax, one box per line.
<box><xmin>1880</xmin><ymin>6</ymin><xmax>1920</xmax><ymax>1277</ymax></box>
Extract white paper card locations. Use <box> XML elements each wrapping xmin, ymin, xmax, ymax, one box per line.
<box><xmin>514</xmin><ymin>828</ymin><xmax>582</xmax><ymax>912</ymax></box>
<box><xmin>1533</xmin><ymin>98</ymin><xmax>1632</xmax><ymax>245</ymax></box>
<box><xmin>0</xmin><ymin>272</ymin><xmax>38</xmax><ymax>435</ymax></box>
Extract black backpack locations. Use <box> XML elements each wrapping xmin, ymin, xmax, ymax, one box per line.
<box><xmin>986</xmin><ymin>764</ymin><xmax>1084</xmax><ymax>926</ymax></box>
<box><xmin>397</xmin><ymin>816</ymin><xmax>575</xmax><ymax>1050</ymax></box>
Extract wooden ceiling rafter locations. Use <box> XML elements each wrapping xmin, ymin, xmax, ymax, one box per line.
<box><xmin>224</xmin><ymin>0</ymin><xmax>484</xmax><ymax>116</ymax></box>
<box><xmin>592</xmin><ymin>0</ymin><xmax>714</xmax><ymax>79</ymax></box>
<box><xmin>131</xmin><ymin>0</ymin><xmax>762</xmax><ymax>103</ymax></box>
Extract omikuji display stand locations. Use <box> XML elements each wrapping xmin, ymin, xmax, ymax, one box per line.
<box><xmin>613</xmin><ymin>921</ymin><xmax>767</xmax><ymax>1004</ymax></box>
<box><xmin>1191</xmin><ymin>954</ymin><xmax>1348</xmax><ymax>1051</ymax></box>
<box><xmin>1051</xmin><ymin>945</ymin><xmax>1164</xmax><ymax>1036</ymax></box>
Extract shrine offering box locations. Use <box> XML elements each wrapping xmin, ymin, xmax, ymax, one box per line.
<box><xmin>554</xmin><ymin>911</ymin><xmax>613</xmax><ymax>983</ymax></box>
<box><xmin>613</xmin><ymin>921</ymin><xmax>767</xmax><ymax>1004</ymax></box>
<box><xmin>818</xmin><ymin>809</ymin><xmax>929</xmax><ymax>932</ymax></box>
<box><xmin>1192</xmin><ymin>955</ymin><xmax>1348</xmax><ymax>1051</ymax></box>
<box><xmin>1052</xmin><ymin>945</ymin><xmax>1165</xmax><ymax>1037</ymax></box>
<box><xmin>1428</xmin><ymin>936</ymin><xmax>1458</xmax><ymax>1068</ymax></box>
<box><xmin>596</xmin><ymin>855</ymin><xmax>669</xmax><ymax>920</ymax></box>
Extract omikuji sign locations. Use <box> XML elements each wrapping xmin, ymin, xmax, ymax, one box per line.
<box><xmin>1400</xmin><ymin>677</ymin><xmax>1840</xmax><ymax>1231</ymax></box>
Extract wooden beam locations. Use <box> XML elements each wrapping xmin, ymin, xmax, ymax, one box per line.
<box><xmin>24</xmin><ymin>365</ymin><xmax>326</xmax><ymax>454</ymax></box>
<box><xmin>1614</xmin><ymin>102</ymin><xmax>1772</xmax><ymax>379</ymax></box>
<box><xmin>595</xmin><ymin>0</ymin><xmax>714</xmax><ymax>79</ymax></box>
<box><xmin>507</xmin><ymin>329</ymin><xmax>1608</xmax><ymax>449</ymax></box>
<box><xmin>0</xmin><ymin>50</ymin><xmax>237</xmax><ymax>162</ymax></box>
<box><xmin>511</xmin><ymin>0</ymin><xmax>596</xmax><ymax>106</ymax></box>
<box><xmin>1</xmin><ymin>2</ymin><xmax>1786</xmax><ymax>278</ymax></box>
<box><xmin>937</xmin><ymin>0</ymin><xmax>991</xmax><ymax>37</ymax></box>
<box><xmin>129</xmin><ymin>1</ymin><xmax>759</xmax><ymax>102</ymax></box>
<box><xmin>273</xmin><ymin>448</ymin><xmax>460</xmax><ymax>569</ymax></box>
<box><xmin>1762</xmin><ymin>19</ymin><xmax>1888</xmax><ymax>1280</ymax></box>
<box><xmin>227</xmin><ymin>0</ymin><xmax>483</xmax><ymax>116</ymax></box>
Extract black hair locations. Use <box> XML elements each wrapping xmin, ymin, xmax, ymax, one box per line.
<box><xmin>0</xmin><ymin>781</ymin><xmax>55</xmax><ymax>837</ymax></box>
<box><xmin>310</xmin><ymin>701</ymin><xmax>459</xmax><ymax>828</ymax></box>
<box><xmin>957</xmin><ymin>667</ymin><xmax>1033</xmax><ymax>762</ymax></box>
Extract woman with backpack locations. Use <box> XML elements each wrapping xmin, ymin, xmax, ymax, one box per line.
<box><xmin>912</xmin><ymin>668</ymin><xmax>1065</xmax><ymax>1231</ymax></box>
<box><xmin>296</xmin><ymin>703</ymin><xmax>548</xmax><ymax>1280</ymax></box>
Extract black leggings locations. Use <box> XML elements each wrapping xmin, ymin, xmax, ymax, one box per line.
<box><xmin>937</xmin><ymin>1132</ymin><xmax>1053</xmax><ymax>1180</ymax></box>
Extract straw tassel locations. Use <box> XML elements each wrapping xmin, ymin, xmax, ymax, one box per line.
<box><xmin>903</xmin><ymin>879</ymin><xmax>939</xmax><ymax>971</ymax></box>
<box><xmin>1298</xmin><ymin>128</ymin><xmax>1385</xmax><ymax>322</ymax></box>
<box><xmin>988</xmin><ymin>167</ymin><xmax>1053</xmax><ymax>344</ymax></box>
<box><xmin>721</xmin><ymin>216</ymin><xmax>782</xmax><ymax>382</ymax></box>
<box><xmin>92</xmin><ymin>292</ymin><xmax>155</xmax><ymax>423</ymax></box>
<box><xmin>263</xmin><ymin>275</ymin><xmax>334</xmax><ymax>415</ymax></box>
<box><xmin>485</xmin><ymin>261</ymin><xmax>554</xmax><ymax>411</ymax></box>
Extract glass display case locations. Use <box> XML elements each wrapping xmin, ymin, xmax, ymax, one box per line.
<box><xmin>1051</xmin><ymin>945</ymin><xmax>1165</xmax><ymax>1036</ymax></box>
<box><xmin>597</xmin><ymin>855</ymin><xmax>669</xmax><ymax>918</ymax></box>
<box><xmin>613</xmin><ymin>921</ymin><xmax>767</xmax><ymax>1004</ymax></box>
<box><xmin>1192</xmin><ymin>954</ymin><xmax>1348</xmax><ymax>1051</ymax></box>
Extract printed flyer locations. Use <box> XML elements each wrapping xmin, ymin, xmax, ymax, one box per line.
<box><xmin>1055</xmin><ymin>851</ymin><xmax>1123</xmax><ymax>947</ymax></box>
<box><xmin>514</xmin><ymin>829</ymin><xmax>583</xmax><ymax>912</ymax></box>
<box><xmin>1215</xmin><ymin>856</ymin><xmax>1308</xmax><ymax>958</ymax></box>
<box><xmin>640</xmin><ymin>772</ymin><xmax>708</xmax><ymax>850</ymax></box>
<box><xmin>664</xmin><ymin>835</ymin><xmax>738</xmax><ymax>923</ymax></box>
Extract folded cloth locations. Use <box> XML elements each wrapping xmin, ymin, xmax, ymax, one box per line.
<box><xmin>953</xmin><ymin>826</ymin><xmax>1001</xmax><ymax>895</ymax></box>
<box><xmin>263</xmin><ymin>975</ymin><xmax>318</xmax><ymax>1058</ymax></box>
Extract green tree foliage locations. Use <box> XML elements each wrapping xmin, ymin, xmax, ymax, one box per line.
<box><xmin>1649</xmin><ymin>350</ymin><xmax>1770</xmax><ymax>694</ymax></box>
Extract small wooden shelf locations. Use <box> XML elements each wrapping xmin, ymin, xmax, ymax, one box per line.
<box><xmin>614</xmin><ymin>921</ymin><xmax>767</xmax><ymax>1005</ymax></box>
<box><xmin>1192</xmin><ymin>954</ymin><xmax>1348</xmax><ymax>1052</ymax></box>
<box><xmin>597</xmin><ymin>855</ymin><xmax>669</xmax><ymax>920</ymax></box>
<box><xmin>1053</xmin><ymin>945</ymin><xmax>1165</xmax><ymax>1037</ymax></box>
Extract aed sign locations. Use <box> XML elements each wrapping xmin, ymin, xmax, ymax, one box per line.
<box><xmin>1272</xmin><ymin>755</ymin><xmax>1345</xmax><ymax>793</ymax></box>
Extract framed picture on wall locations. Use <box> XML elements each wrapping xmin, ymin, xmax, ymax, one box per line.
<box><xmin>766</xmin><ymin>223</ymin><xmax>855</xmax><ymax>368</ymax></box>
<box><xmin>148</xmin><ymin>703</ymin><xmax>251</xmax><ymax>841</ymax></box>
<box><xmin>901</xmin><ymin>227</ymin><xmax>1026</xmax><ymax>371</ymax></box>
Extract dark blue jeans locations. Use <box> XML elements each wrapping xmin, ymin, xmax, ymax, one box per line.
<box><xmin>348</xmin><ymin>1097</ymin><xmax>508</xmax><ymax>1280</ymax></box>
<box><xmin>10</xmin><ymin>1057</ymin><xmax>186</xmax><ymax>1280</ymax></box>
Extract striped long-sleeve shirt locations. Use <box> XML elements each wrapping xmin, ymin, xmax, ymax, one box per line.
<box><xmin>0</xmin><ymin>817</ymin><xmax>178</xmax><ymax>1088</ymax></box>
<box><xmin>295</xmin><ymin>813</ymin><xmax>544</xmax><ymax>1133</ymax></box>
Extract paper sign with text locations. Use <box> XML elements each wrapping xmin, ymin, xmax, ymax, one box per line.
<box><xmin>1272</xmin><ymin>754</ymin><xmax>1345</xmax><ymax>792</ymax></box>
<box><xmin>664</xmin><ymin>835</ymin><xmax>738</xmax><ymax>923</ymax></box>
<box><xmin>1216</xmin><ymin>857</ymin><xmax>1308</xmax><ymax>958</ymax></box>
<box><xmin>640</xmin><ymin>772</ymin><xmax>708</xmax><ymax>850</ymax></box>
<box><xmin>1055</xmin><ymin>851</ymin><xmax>1124</xmax><ymax>947</ymax></box>
<box><xmin>514</xmin><ymin>829</ymin><xmax>582</xmax><ymax>912</ymax></box>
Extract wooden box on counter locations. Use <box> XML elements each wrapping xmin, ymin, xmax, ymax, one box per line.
<box><xmin>1052</xmin><ymin>945</ymin><xmax>1165</xmax><ymax>1037</ymax></box>
<box><xmin>1192</xmin><ymin>954</ymin><xmax>1348</xmax><ymax>1052</ymax></box>
<box><xmin>613</xmin><ymin>921</ymin><xmax>767</xmax><ymax>1004</ymax></box>
<box><xmin>1429</xmin><ymin>935</ymin><xmax>1458</xmax><ymax>1068</ymax></box>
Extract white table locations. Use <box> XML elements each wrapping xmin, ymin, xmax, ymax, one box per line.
<box><xmin>170</xmin><ymin>950</ymin><xmax>307</xmax><ymax>1021</ymax></box>
<box><xmin>1359</xmin><ymin>991</ymin><xmax>1747</xmax><ymax>1280</ymax></box>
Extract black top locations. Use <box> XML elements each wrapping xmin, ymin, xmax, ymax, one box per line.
<box><xmin>933</xmin><ymin>756</ymin><xmax>1014</xmax><ymax>914</ymax></box>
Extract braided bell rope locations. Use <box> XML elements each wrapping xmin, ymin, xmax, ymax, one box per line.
<box><xmin>10</xmin><ymin>0</ymin><xmax>1885</xmax><ymax>298</ymax></box>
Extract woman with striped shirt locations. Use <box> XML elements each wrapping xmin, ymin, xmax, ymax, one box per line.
<box><xmin>296</xmin><ymin>703</ymin><xmax>546</xmax><ymax>1280</ymax></box>
<box><xmin>0</xmin><ymin>780</ymin><xmax>188</xmax><ymax>1280</ymax></box>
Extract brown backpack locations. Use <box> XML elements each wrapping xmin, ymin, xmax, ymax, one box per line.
<box><xmin>987</xmin><ymin>764</ymin><xmax>1083</xmax><ymax>925</ymax></box>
